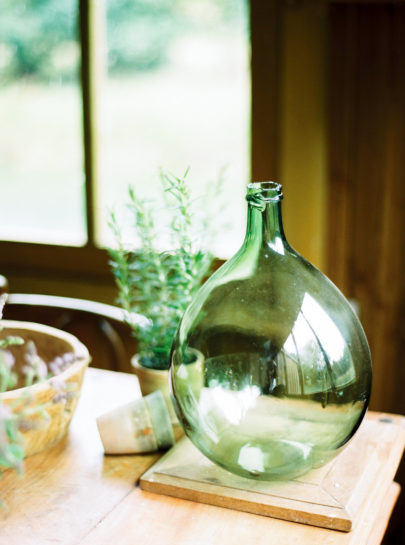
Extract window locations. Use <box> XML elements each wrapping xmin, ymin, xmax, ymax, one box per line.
<box><xmin>0</xmin><ymin>0</ymin><xmax>85</xmax><ymax>245</ymax></box>
<box><xmin>99</xmin><ymin>0</ymin><xmax>250</xmax><ymax>256</ymax></box>
<box><xmin>0</xmin><ymin>1</ymin><xmax>278</xmax><ymax>300</ymax></box>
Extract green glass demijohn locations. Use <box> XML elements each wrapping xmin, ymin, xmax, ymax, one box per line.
<box><xmin>169</xmin><ymin>182</ymin><xmax>372</xmax><ymax>481</ymax></box>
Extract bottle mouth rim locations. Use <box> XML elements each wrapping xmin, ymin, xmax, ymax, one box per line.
<box><xmin>247</xmin><ymin>181</ymin><xmax>283</xmax><ymax>201</ymax></box>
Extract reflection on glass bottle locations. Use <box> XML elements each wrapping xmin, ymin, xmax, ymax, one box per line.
<box><xmin>170</xmin><ymin>182</ymin><xmax>372</xmax><ymax>480</ymax></box>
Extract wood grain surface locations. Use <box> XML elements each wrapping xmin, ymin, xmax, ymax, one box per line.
<box><xmin>79</xmin><ymin>482</ymin><xmax>400</xmax><ymax>545</ymax></box>
<box><xmin>140</xmin><ymin>414</ymin><xmax>405</xmax><ymax>531</ymax></box>
<box><xmin>0</xmin><ymin>368</ymin><xmax>403</xmax><ymax>545</ymax></box>
<box><xmin>0</xmin><ymin>368</ymin><xmax>159</xmax><ymax>545</ymax></box>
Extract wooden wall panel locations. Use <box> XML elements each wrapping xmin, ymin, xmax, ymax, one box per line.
<box><xmin>279</xmin><ymin>5</ymin><xmax>328</xmax><ymax>270</ymax></box>
<box><xmin>327</xmin><ymin>11</ymin><xmax>405</xmax><ymax>542</ymax></box>
<box><xmin>250</xmin><ymin>0</ymin><xmax>282</xmax><ymax>181</ymax></box>
<box><xmin>327</xmin><ymin>4</ymin><xmax>405</xmax><ymax>414</ymax></box>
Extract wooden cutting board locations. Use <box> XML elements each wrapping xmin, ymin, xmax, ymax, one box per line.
<box><xmin>140</xmin><ymin>413</ymin><xmax>405</xmax><ymax>532</ymax></box>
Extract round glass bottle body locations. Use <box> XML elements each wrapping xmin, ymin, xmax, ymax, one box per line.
<box><xmin>170</xmin><ymin>182</ymin><xmax>372</xmax><ymax>481</ymax></box>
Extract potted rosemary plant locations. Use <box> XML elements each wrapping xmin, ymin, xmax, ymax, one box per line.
<box><xmin>108</xmin><ymin>171</ymin><xmax>215</xmax><ymax>409</ymax></box>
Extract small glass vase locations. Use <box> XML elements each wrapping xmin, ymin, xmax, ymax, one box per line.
<box><xmin>170</xmin><ymin>182</ymin><xmax>372</xmax><ymax>481</ymax></box>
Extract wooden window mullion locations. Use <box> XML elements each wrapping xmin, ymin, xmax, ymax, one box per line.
<box><xmin>79</xmin><ymin>0</ymin><xmax>105</xmax><ymax>247</ymax></box>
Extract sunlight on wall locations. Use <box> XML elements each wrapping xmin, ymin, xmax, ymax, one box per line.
<box><xmin>280</xmin><ymin>8</ymin><xmax>327</xmax><ymax>271</ymax></box>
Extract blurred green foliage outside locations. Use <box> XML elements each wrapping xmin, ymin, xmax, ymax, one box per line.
<box><xmin>0</xmin><ymin>0</ymin><xmax>242</xmax><ymax>82</ymax></box>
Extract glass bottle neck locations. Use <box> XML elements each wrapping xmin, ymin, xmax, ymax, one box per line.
<box><xmin>244</xmin><ymin>182</ymin><xmax>286</xmax><ymax>253</ymax></box>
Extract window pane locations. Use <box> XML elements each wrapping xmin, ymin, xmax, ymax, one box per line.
<box><xmin>98</xmin><ymin>0</ymin><xmax>250</xmax><ymax>257</ymax></box>
<box><xmin>0</xmin><ymin>0</ymin><xmax>86</xmax><ymax>246</ymax></box>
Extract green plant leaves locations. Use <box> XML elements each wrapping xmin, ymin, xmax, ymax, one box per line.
<box><xmin>108</xmin><ymin>170</ymin><xmax>215</xmax><ymax>370</ymax></box>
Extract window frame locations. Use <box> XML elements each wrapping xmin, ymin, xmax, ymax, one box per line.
<box><xmin>0</xmin><ymin>0</ymin><xmax>279</xmax><ymax>299</ymax></box>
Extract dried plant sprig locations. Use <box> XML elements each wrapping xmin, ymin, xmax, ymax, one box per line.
<box><xmin>0</xmin><ymin>350</ymin><xmax>17</xmax><ymax>393</ymax></box>
<box><xmin>0</xmin><ymin>292</ymin><xmax>76</xmax><ymax>499</ymax></box>
<box><xmin>0</xmin><ymin>403</ymin><xmax>25</xmax><ymax>482</ymax></box>
<box><xmin>22</xmin><ymin>341</ymin><xmax>48</xmax><ymax>387</ymax></box>
<box><xmin>108</xmin><ymin>170</ymin><xmax>216</xmax><ymax>370</ymax></box>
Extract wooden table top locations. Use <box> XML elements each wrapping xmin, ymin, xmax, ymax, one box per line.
<box><xmin>0</xmin><ymin>368</ymin><xmax>403</xmax><ymax>545</ymax></box>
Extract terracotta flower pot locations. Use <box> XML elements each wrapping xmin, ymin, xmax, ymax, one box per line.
<box><xmin>0</xmin><ymin>320</ymin><xmax>91</xmax><ymax>457</ymax></box>
<box><xmin>131</xmin><ymin>349</ymin><xmax>205</xmax><ymax>424</ymax></box>
<box><xmin>96</xmin><ymin>390</ymin><xmax>174</xmax><ymax>454</ymax></box>
<box><xmin>131</xmin><ymin>355</ymin><xmax>176</xmax><ymax>422</ymax></box>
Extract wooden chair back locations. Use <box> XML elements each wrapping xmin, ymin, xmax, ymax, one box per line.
<box><xmin>2</xmin><ymin>293</ymin><xmax>138</xmax><ymax>374</ymax></box>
